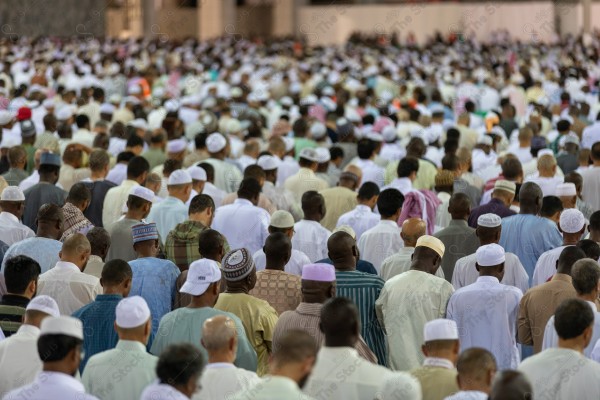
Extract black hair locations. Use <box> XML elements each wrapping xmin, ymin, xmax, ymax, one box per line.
<box><xmin>75</xmin><ymin>114</ymin><xmax>89</xmax><ymax>128</ymax></box>
<box><xmin>38</xmin><ymin>334</ymin><xmax>82</xmax><ymax>362</ymax></box>
<box><xmin>330</xmin><ymin>146</ymin><xmax>344</xmax><ymax>161</ymax></box>
<box><xmin>377</xmin><ymin>188</ymin><xmax>404</xmax><ymax>218</ymax></box>
<box><xmin>554</xmin><ymin>298</ymin><xmax>594</xmax><ymax>339</ymax></box>
<box><xmin>357</xmin><ymin>138</ymin><xmax>376</xmax><ymax>159</ymax></box>
<box><xmin>237</xmin><ymin>178</ymin><xmax>261</xmax><ymax>200</ymax></box>
<box><xmin>4</xmin><ymin>255</ymin><xmax>41</xmax><ymax>294</ymax></box>
<box><xmin>357</xmin><ymin>182</ymin><xmax>380</xmax><ymax>201</ymax></box>
<box><xmin>66</xmin><ymin>182</ymin><xmax>91</xmax><ymax>206</ymax></box>
<box><xmin>116</xmin><ymin>151</ymin><xmax>136</xmax><ymax>163</ymax></box>
<box><xmin>100</xmin><ymin>259</ymin><xmax>132</xmax><ymax>286</ymax></box>
<box><xmin>540</xmin><ymin>196</ymin><xmax>563</xmax><ymax>218</ymax></box>
<box><xmin>126</xmin><ymin>156</ymin><xmax>150</xmax><ymax>179</ymax></box>
<box><xmin>156</xmin><ymin>343</ymin><xmax>205</xmax><ymax>386</ymax></box>
<box><xmin>397</xmin><ymin>157</ymin><xmax>419</xmax><ymax>178</ymax></box>
<box><xmin>577</xmin><ymin>240</ymin><xmax>600</xmax><ymax>261</ymax></box>
<box><xmin>189</xmin><ymin>194</ymin><xmax>215</xmax><ymax>215</ymax></box>
<box><xmin>126</xmin><ymin>133</ymin><xmax>144</xmax><ymax>148</ymax></box>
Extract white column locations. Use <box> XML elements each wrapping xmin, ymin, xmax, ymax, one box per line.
<box><xmin>199</xmin><ymin>0</ymin><xmax>236</xmax><ymax>40</ymax></box>
<box><xmin>582</xmin><ymin>0</ymin><xmax>591</xmax><ymax>34</ymax></box>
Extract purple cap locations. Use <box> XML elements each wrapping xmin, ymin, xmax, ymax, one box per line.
<box><xmin>301</xmin><ymin>263</ymin><xmax>336</xmax><ymax>282</ymax></box>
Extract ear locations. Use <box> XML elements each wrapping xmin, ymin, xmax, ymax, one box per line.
<box><xmin>114</xmin><ymin>321</ymin><xmax>118</xmax><ymax>333</ymax></box>
<box><xmin>421</xmin><ymin>344</ymin><xmax>428</xmax><ymax>357</ymax></box>
<box><xmin>201</xmin><ymin>338</ymin><xmax>207</xmax><ymax>350</ymax></box>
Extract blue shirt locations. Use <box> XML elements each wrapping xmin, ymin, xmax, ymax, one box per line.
<box><xmin>146</xmin><ymin>196</ymin><xmax>188</xmax><ymax>243</ymax></box>
<box><xmin>1</xmin><ymin>237</ymin><xmax>62</xmax><ymax>274</ymax></box>
<box><xmin>72</xmin><ymin>294</ymin><xmax>122</xmax><ymax>372</ymax></box>
<box><xmin>128</xmin><ymin>257</ymin><xmax>180</xmax><ymax>343</ymax></box>
<box><xmin>499</xmin><ymin>214</ymin><xmax>563</xmax><ymax>286</ymax></box>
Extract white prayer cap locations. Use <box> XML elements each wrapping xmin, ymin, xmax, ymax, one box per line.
<box><xmin>345</xmin><ymin>107</ymin><xmax>361</xmax><ymax>123</ymax></box>
<box><xmin>99</xmin><ymin>103</ymin><xmax>115</xmax><ymax>114</ymax></box>
<box><xmin>187</xmin><ymin>165</ymin><xmax>207</xmax><ymax>181</ymax></box>
<box><xmin>180</xmin><ymin>259</ymin><xmax>222</xmax><ymax>296</ymax></box>
<box><xmin>257</xmin><ymin>155</ymin><xmax>281</xmax><ymax>171</ymax></box>
<box><xmin>556</xmin><ymin>183</ymin><xmax>577</xmax><ymax>197</ymax></box>
<box><xmin>55</xmin><ymin>106</ymin><xmax>73</xmax><ymax>121</ymax></box>
<box><xmin>423</xmin><ymin>319</ymin><xmax>459</xmax><ymax>342</ymax></box>
<box><xmin>559</xmin><ymin>133</ymin><xmax>579</xmax><ymax>147</ymax></box>
<box><xmin>129</xmin><ymin>186</ymin><xmax>155</xmax><ymax>203</ymax></box>
<box><xmin>40</xmin><ymin>316</ymin><xmax>83</xmax><ymax>340</ymax></box>
<box><xmin>476</xmin><ymin>243</ymin><xmax>506</xmax><ymax>267</ymax></box>
<box><xmin>315</xmin><ymin>147</ymin><xmax>331</xmax><ymax>163</ymax></box>
<box><xmin>298</xmin><ymin>148</ymin><xmax>320</xmax><ymax>163</ymax></box>
<box><xmin>310</xmin><ymin>122</ymin><xmax>327</xmax><ymax>140</ymax></box>
<box><xmin>164</xmin><ymin>99</ymin><xmax>180</xmax><ymax>112</ymax></box>
<box><xmin>206</xmin><ymin>133</ymin><xmax>227</xmax><ymax>153</ymax></box>
<box><xmin>367</xmin><ymin>132</ymin><xmax>384</xmax><ymax>142</ymax></box>
<box><xmin>494</xmin><ymin>180</ymin><xmax>516</xmax><ymax>194</ymax></box>
<box><xmin>538</xmin><ymin>149</ymin><xmax>554</xmax><ymax>158</ymax></box>
<box><xmin>1</xmin><ymin>186</ymin><xmax>25</xmax><ymax>201</ymax></box>
<box><xmin>477</xmin><ymin>213</ymin><xmax>502</xmax><ymax>228</ymax></box>
<box><xmin>230</xmin><ymin>87</ymin><xmax>243</xmax><ymax>98</ymax></box>
<box><xmin>333</xmin><ymin>225</ymin><xmax>356</xmax><ymax>240</ymax></box>
<box><xmin>124</xmin><ymin>95</ymin><xmax>140</xmax><ymax>105</ymax></box>
<box><xmin>416</xmin><ymin>235</ymin><xmax>445</xmax><ymax>258</ymax></box>
<box><xmin>280</xmin><ymin>96</ymin><xmax>293</xmax><ymax>107</ymax></box>
<box><xmin>115</xmin><ymin>296</ymin><xmax>151</xmax><ymax>329</ymax></box>
<box><xmin>322</xmin><ymin>86</ymin><xmax>335</xmax><ymax>96</ymax></box>
<box><xmin>167</xmin><ymin>138</ymin><xmax>187</xmax><ymax>154</ymax></box>
<box><xmin>302</xmin><ymin>263</ymin><xmax>336</xmax><ymax>282</ymax></box>
<box><xmin>26</xmin><ymin>295</ymin><xmax>60</xmax><ymax>317</ymax></box>
<box><xmin>128</xmin><ymin>118</ymin><xmax>148</xmax><ymax>131</ymax></box>
<box><xmin>270</xmin><ymin>210</ymin><xmax>295</xmax><ymax>229</ymax></box>
<box><xmin>109</xmin><ymin>94</ymin><xmax>122</xmax><ymax>104</ymax></box>
<box><xmin>226</xmin><ymin>119</ymin><xmax>242</xmax><ymax>134</ymax></box>
<box><xmin>559</xmin><ymin>208</ymin><xmax>586</xmax><ymax>233</ymax></box>
<box><xmin>168</xmin><ymin>169</ymin><xmax>192</xmax><ymax>185</ymax></box>
<box><xmin>283</xmin><ymin>137</ymin><xmax>295</xmax><ymax>152</ymax></box>
<box><xmin>42</xmin><ymin>99</ymin><xmax>56</xmax><ymax>109</ymax></box>
<box><xmin>381</xmin><ymin>125</ymin><xmax>397</xmax><ymax>142</ymax></box>
<box><xmin>477</xmin><ymin>135</ymin><xmax>493</xmax><ymax>146</ymax></box>
<box><xmin>300</xmin><ymin>94</ymin><xmax>318</xmax><ymax>106</ymax></box>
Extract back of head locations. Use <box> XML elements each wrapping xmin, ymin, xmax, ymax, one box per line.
<box><xmin>554</xmin><ymin>298</ymin><xmax>594</xmax><ymax>340</ymax></box>
<box><xmin>537</xmin><ymin>154</ymin><xmax>557</xmax><ymax>172</ymax></box>
<box><xmin>237</xmin><ymin>177</ymin><xmax>261</xmax><ymax>200</ymax></box>
<box><xmin>189</xmin><ymin>194</ymin><xmax>215</xmax><ymax>215</ymax></box>
<box><xmin>441</xmin><ymin>154</ymin><xmax>459</xmax><ymax>171</ymax></box>
<box><xmin>38</xmin><ymin>333</ymin><xmax>82</xmax><ymax>363</ymax></box>
<box><xmin>198</xmin><ymin>229</ymin><xmax>223</xmax><ymax>258</ymax></box>
<box><xmin>320</xmin><ymin>297</ymin><xmax>360</xmax><ymax>346</ymax></box>
<box><xmin>327</xmin><ymin>231</ymin><xmax>355</xmax><ymax>261</ymax></box>
<box><xmin>4</xmin><ymin>255</ymin><xmax>41</xmax><ymax>294</ymax></box>
<box><xmin>156</xmin><ymin>343</ymin><xmax>205</xmax><ymax>387</ymax></box>
<box><xmin>243</xmin><ymin>164</ymin><xmax>265</xmax><ymax>181</ymax></box>
<box><xmin>37</xmin><ymin>203</ymin><xmax>64</xmax><ymax>226</ymax></box>
<box><xmin>127</xmin><ymin>156</ymin><xmax>150</xmax><ymax>179</ymax></box>
<box><xmin>397</xmin><ymin>156</ymin><xmax>420</xmax><ymax>178</ymax></box>
<box><xmin>456</xmin><ymin>347</ymin><xmax>497</xmax><ymax>384</ymax></box>
<box><xmin>198</xmin><ymin>162</ymin><xmax>214</xmax><ymax>182</ymax></box>
<box><xmin>518</xmin><ymin>182</ymin><xmax>542</xmax><ymax>211</ymax></box>
<box><xmin>301</xmin><ymin>190</ymin><xmax>324</xmax><ymax>215</ymax></box>
<box><xmin>448</xmin><ymin>192</ymin><xmax>471</xmax><ymax>219</ymax></box>
<box><xmin>88</xmin><ymin>149</ymin><xmax>110</xmax><ymax>172</ymax></box>
<box><xmin>163</xmin><ymin>158</ymin><xmax>183</xmax><ymax>176</ymax></box>
<box><xmin>565</xmin><ymin>172</ymin><xmax>583</xmax><ymax>192</ymax></box>
<box><xmin>590</xmin><ymin>211</ymin><xmax>600</xmax><ymax>233</ymax></box>
<box><xmin>591</xmin><ymin>142</ymin><xmax>600</xmax><ymax>162</ymax></box>
<box><xmin>557</xmin><ymin>246</ymin><xmax>586</xmax><ymax>275</ymax></box>
<box><xmin>271</xmin><ymin>329</ymin><xmax>317</xmax><ymax>367</ymax></box>
<box><xmin>540</xmin><ymin>196</ymin><xmax>563</xmax><ymax>218</ymax></box>
<box><xmin>577</xmin><ymin>239</ymin><xmax>600</xmax><ymax>260</ymax></box>
<box><xmin>571</xmin><ymin>258</ymin><xmax>600</xmax><ymax>296</ymax></box>
<box><xmin>377</xmin><ymin>188</ymin><xmax>404</xmax><ymax>218</ymax></box>
<box><xmin>62</xmin><ymin>146</ymin><xmax>82</xmax><ymax>166</ymax></box>
<box><xmin>357</xmin><ymin>181</ymin><xmax>380</xmax><ymax>201</ymax></box>
<box><xmin>357</xmin><ymin>138</ymin><xmax>375</xmax><ymax>159</ymax></box>
<box><xmin>75</xmin><ymin>114</ymin><xmax>89</xmax><ymax>129</ymax></box>
<box><xmin>61</xmin><ymin>233</ymin><xmax>91</xmax><ymax>258</ymax></box>
<box><xmin>501</xmin><ymin>157</ymin><xmax>523</xmax><ymax>180</ymax></box>
<box><xmin>264</xmin><ymin>232</ymin><xmax>291</xmax><ymax>262</ymax></box>
<box><xmin>489</xmin><ymin>370</ymin><xmax>532</xmax><ymax>400</ymax></box>
<box><xmin>86</xmin><ymin>227</ymin><xmax>111</xmax><ymax>257</ymax></box>
<box><xmin>100</xmin><ymin>259</ymin><xmax>132</xmax><ymax>286</ymax></box>
<box><xmin>66</xmin><ymin>182</ymin><xmax>91</xmax><ymax>207</ymax></box>
<box><xmin>7</xmin><ymin>146</ymin><xmax>26</xmax><ymax>167</ymax></box>
<box><xmin>202</xmin><ymin>315</ymin><xmax>237</xmax><ymax>352</ymax></box>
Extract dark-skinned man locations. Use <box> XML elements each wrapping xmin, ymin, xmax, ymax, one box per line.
<box><xmin>0</xmin><ymin>186</ymin><xmax>34</xmax><ymax>245</ymax></box>
<box><xmin>292</xmin><ymin>190</ymin><xmax>331</xmax><ymax>263</ymax></box>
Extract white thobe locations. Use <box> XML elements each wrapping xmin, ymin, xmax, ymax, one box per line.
<box><xmin>447</xmin><ymin>276</ymin><xmax>522</xmax><ymax>370</ymax></box>
<box><xmin>195</xmin><ymin>363</ymin><xmax>260</xmax><ymax>400</ymax></box>
<box><xmin>4</xmin><ymin>371</ymin><xmax>99</xmax><ymax>400</ymax></box>
<box><xmin>276</xmin><ymin>156</ymin><xmax>300</xmax><ymax>187</ymax></box>
<box><xmin>375</xmin><ymin>270</ymin><xmax>454</xmax><ymax>371</ymax></box>
<box><xmin>435</xmin><ymin>192</ymin><xmax>452</xmax><ymax>231</ymax></box>
<box><xmin>472</xmin><ymin>149</ymin><xmax>498</xmax><ymax>172</ymax></box>
<box><xmin>236</xmin><ymin>155</ymin><xmax>256</xmax><ymax>172</ymax></box>
<box><xmin>106</xmin><ymin>163</ymin><xmax>128</xmax><ymax>185</ymax></box>
<box><xmin>37</xmin><ymin>261</ymin><xmax>102</xmax><ymax>315</ymax></box>
<box><xmin>0</xmin><ymin>324</ymin><xmax>42</xmax><ymax>398</ymax></box>
<box><xmin>291</xmin><ymin>220</ymin><xmax>331</xmax><ymax>263</ymax></box>
<box><xmin>304</xmin><ymin>347</ymin><xmax>420</xmax><ymax>400</ymax></box>
<box><xmin>379</xmin><ymin>143</ymin><xmax>406</xmax><ymax>162</ymax></box>
<box><xmin>542</xmin><ymin>301</ymin><xmax>600</xmax><ymax>358</ymax></box>
<box><xmin>336</xmin><ymin>205</ymin><xmax>381</xmax><ymax>242</ymax></box>
<box><xmin>141</xmin><ymin>382</ymin><xmax>188</xmax><ymax>400</ymax></box>
<box><xmin>0</xmin><ymin>212</ymin><xmax>35</xmax><ymax>246</ymax></box>
<box><xmin>507</xmin><ymin>144</ymin><xmax>533</xmax><ymax>164</ymax></box>
<box><xmin>284</xmin><ymin>168</ymin><xmax>329</xmax><ymax>203</ymax></box>
<box><xmin>102</xmin><ymin>179</ymin><xmax>139</xmax><ymax>227</ymax></box>
<box><xmin>204</xmin><ymin>158</ymin><xmax>243</xmax><ymax>193</ymax></box>
<box><xmin>518</xmin><ymin>348</ymin><xmax>600</xmax><ymax>400</ymax></box>
<box><xmin>444</xmin><ymin>390</ymin><xmax>488</xmax><ymax>400</ymax></box>
<box><xmin>581</xmin><ymin>121</ymin><xmax>600</xmax><ymax>149</ymax></box>
<box><xmin>380</xmin><ymin>247</ymin><xmax>445</xmax><ymax>281</ymax></box>
<box><xmin>146</xmin><ymin>196</ymin><xmax>189</xmax><ymax>242</ymax></box>
<box><xmin>212</xmin><ymin>199</ymin><xmax>270</xmax><ymax>256</ymax></box>
<box><xmin>524</xmin><ymin>175</ymin><xmax>564</xmax><ymax>197</ymax></box>
<box><xmin>72</xmin><ymin>128</ymin><xmax>95</xmax><ymax>148</ymax></box>
<box><xmin>351</xmin><ymin>159</ymin><xmax>385</xmax><ymax>188</ymax></box>
<box><xmin>357</xmin><ymin>220</ymin><xmax>403</xmax><ymax>273</ymax></box>
<box><xmin>253</xmin><ymin>248</ymin><xmax>311</xmax><ymax>276</ymax></box>
<box><xmin>231</xmin><ymin>376</ymin><xmax>312</xmax><ymax>400</ymax></box>
<box><xmin>452</xmin><ymin>252</ymin><xmax>529</xmax><ymax>294</ymax></box>
<box><xmin>202</xmin><ymin>182</ymin><xmax>226</xmax><ymax>208</ymax></box>
<box><xmin>580</xmin><ymin>166</ymin><xmax>600</xmax><ymax>212</ymax></box>
<box><xmin>531</xmin><ymin>245</ymin><xmax>568</xmax><ymax>287</ymax></box>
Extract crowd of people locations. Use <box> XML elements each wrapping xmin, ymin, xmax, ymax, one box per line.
<box><xmin>1</xmin><ymin>31</ymin><xmax>600</xmax><ymax>398</ymax></box>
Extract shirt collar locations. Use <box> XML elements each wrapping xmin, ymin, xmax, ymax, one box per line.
<box><xmin>116</xmin><ymin>340</ymin><xmax>148</xmax><ymax>353</ymax></box>
<box><xmin>0</xmin><ymin>212</ymin><xmax>19</xmax><ymax>223</ymax></box>
<box><xmin>15</xmin><ymin>324</ymin><xmax>41</xmax><ymax>337</ymax></box>
<box><xmin>144</xmin><ymin>383</ymin><xmax>189</xmax><ymax>400</ymax></box>
<box><xmin>205</xmin><ymin>362</ymin><xmax>236</xmax><ymax>370</ymax></box>
<box><xmin>259</xmin><ymin>376</ymin><xmax>302</xmax><ymax>392</ymax></box>
<box><xmin>476</xmin><ymin>276</ymin><xmax>500</xmax><ymax>284</ymax></box>
<box><xmin>95</xmin><ymin>294</ymin><xmax>123</xmax><ymax>302</ymax></box>
<box><xmin>355</xmin><ymin>205</ymin><xmax>372</xmax><ymax>212</ymax></box>
<box><xmin>36</xmin><ymin>371</ymin><xmax>86</xmax><ymax>392</ymax></box>
<box><xmin>423</xmin><ymin>357</ymin><xmax>455</xmax><ymax>370</ymax></box>
<box><xmin>166</xmin><ymin>196</ymin><xmax>185</xmax><ymax>205</ymax></box>
<box><xmin>449</xmin><ymin>219</ymin><xmax>469</xmax><ymax>227</ymax></box>
<box><xmin>379</xmin><ymin>220</ymin><xmax>398</xmax><ymax>227</ymax></box>
<box><xmin>234</xmin><ymin>198</ymin><xmax>253</xmax><ymax>206</ymax></box>
<box><xmin>551</xmin><ymin>273</ymin><xmax>573</xmax><ymax>283</ymax></box>
<box><xmin>55</xmin><ymin>261</ymin><xmax>81</xmax><ymax>272</ymax></box>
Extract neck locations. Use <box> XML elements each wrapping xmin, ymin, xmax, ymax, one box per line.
<box><xmin>302</xmin><ymin>295</ymin><xmax>328</xmax><ymax>304</ymax></box>
<box><xmin>558</xmin><ymin>338</ymin><xmax>587</xmax><ymax>353</ymax></box>
<box><xmin>593</xmin><ymin>160</ymin><xmax>600</xmax><ymax>167</ymax></box>
<box><xmin>118</xmin><ymin>333</ymin><xmax>147</xmax><ymax>343</ymax></box>
<box><xmin>265</xmin><ymin>262</ymin><xmax>286</xmax><ymax>271</ymax></box>
<box><xmin>460</xmin><ymin>379</ymin><xmax>490</xmax><ymax>394</ymax></box>
<box><xmin>125</xmin><ymin>211</ymin><xmax>145</xmax><ymax>220</ymax></box>
<box><xmin>519</xmin><ymin>205</ymin><xmax>538</xmax><ymax>215</ymax></box>
<box><xmin>36</xmin><ymin>228</ymin><xmax>58</xmax><ymax>240</ymax></box>
<box><xmin>188</xmin><ymin>214</ymin><xmax>208</xmax><ymax>225</ymax></box>
<box><xmin>427</xmin><ymin>351</ymin><xmax>456</xmax><ymax>365</ymax></box>
<box><xmin>563</xmin><ymin>234</ymin><xmax>581</xmax><ymax>245</ymax></box>
<box><xmin>226</xmin><ymin>285</ymin><xmax>250</xmax><ymax>294</ymax></box>
<box><xmin>208</xmin><ymin>350</ymin><xmax>235</xmax><ymax>364</ymax></box>
<box><xmin>62</xmin><ymin>259</ymin><xmax>82</xmax><ymax>270</ymax></box>
<box><xmin>303</xmin><ymin>215</ymin><xmax>321</xmax><ymax>222</ymax></box>
<box><xmin>169</xmin><ymin>192</ymin><xmax>187</xmax><ymax>202</ymax></box>
<box><xmin>90</xmin><ymin>171</ymin><xmax>105</xmax><ymax>180</ymax></box>
<box><xmin>6</xmin><ymin>291</ymin><xmax>30</xmax><ymax>299</ymax></box>
<box><xmin>403</xmin><ymin>241</ymin><xmax>416</xmax><ymax>247</ymax></box>
<box><xmin>539</xmin><ymin>170</ymin><xmax>554</xmax><ymax>178</ymax></box>
<box><xmin>43</xmin><ymin>363</ymin><xmax>74</xmax><ymax>376</ymax></box>
<box><xmin>579</xmin><ymin>293</ymin><xmax>597</xmax><ymax>303</ymax></box>
<box><xmin>333</xmin><ymin>259</ymin><xmax>356</xmax><ymax>271</ymax></box>
<box><xmin>187</xmin><ymin>295</ymin><xmax>215</xmax><ymax>308</ymax></box>
<box><xmin>102</xmin><ymin>287</ymin><xmax>124</xmax><ymax>296</ymax></box>
<box><xmin>590</xmin><ymin>232</ymin><xmax>600</xmax><ymax>243</ymax></box>
<box><xmin>269</xmin><ymin>364</ymin><xmax>302</xmax><ymax>386</ymax></box>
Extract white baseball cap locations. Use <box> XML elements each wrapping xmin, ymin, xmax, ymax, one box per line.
<box><xmin>180</xmin><ymin>259</ymin><xmax>222</xmax><ymax>296</ymax></box>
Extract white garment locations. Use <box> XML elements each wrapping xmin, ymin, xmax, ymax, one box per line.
<box><xmin>37</xmin><ymin>261</ymin><xmax>102</xmax><ymax>315</ymax></box>
<box><xmin>580</xmin><ymin>166</ymin><xmax>600</xmax><ymax>212</ymax></box>
<box><xmin>4</xmin><ymin>371</ymin><xmax>99</xmax><ymax>400</ymax></box>
<box><xmin>108</xmin><ymin>137</ymin><xmax>126</xmax><ymax>157</ymax></box>
<box><xmin>304</xmin><ymin>347</ymin><xmax>419</xmax><ymax>400</ymax></box>
<box><xmin>478</xmin><ymin>85</ymin><xmax>501</xmax><ymax>112</ymax></box>
<box><xmin>106</xmin><ymin>163</ymin><xmax>128</xmax><ymax>185</ymax></box>
<box><xmin>435</xmin><ymin>192</ymin><xmax>452</xmax><ymax>231</ymax></box>
<box><xmin>379</xmin><ymin>143</ymin><xmax>406</xmax><ymax>162</ymax></box>
<box><xmin>0</xmin><ymin>212</ymin><xmax>35</xmax><ymax>246</ymax></box>
<box><xmin>284</xmin><ymin>168</ymin><xmax>329</xmax><ymax>203</ymax></box>
<box><xmin>352</xmin><ymin>159</ymin><xmax>385</xmax><ymax>188</ymax></box>
<box><xmin>452</xmin><ymin>252</ymin><xmax>529</xmax><ymax>294</ymax></box>
<box><xmin>19</xmin><ymin>170</ymin><xmax>40</xmax><ymax>191</ymax></box>
<box><xmin>231</xmin><ymin>376</ymin><xmax>312</xmax><ymax>400</ymax></box>
<box><xmin>212</xmin><ymin>198</ymin><xmax>270</xmax><ymax>256</ymax></box>
<box><xmin>336</xmin><ymin>205</ymin><xmax>381</xmax><ymax>242</ymax></box>
<box><xmin>253</xmin><ymin>248</ymin><xmax>311</xmax><ymax>276</ymax></box>
<box><xmin>380</xmin><ymin>247</ymin><xmax>445</xmax><ymax>281</ymax></box>
<box><xmin>292</xmin><ymin>220</ymin><xmax>331</xmax><ymax>263</ymax></box>
<box><xmin>236</xmin><ymin>155</ymin><xmax>256</xmax><ymax>172</ymax></box>
<box><xmin>531</xmin><ymin>245</ymin><xmax>568</xmax><ymax>287</ymax></box>
<box><xmin>204</xmin><ymin>158</ymin><xmax>243</xmax><ymax>193</ymax></box>
<box><xmin>276</xmin><ymin>156</ymin><xmax>300</xmax><ymax>187</ymax></box>
<box><xmin>357</xmin><ymin>220</ymin><xmax>403</xmax><ymax>273</ymax></box>
<box><xmin>472</xmin><ymin>149</ymin><xmax>498</xmax><ymax>173</ymax></box>
<box><xmin>0</xmin><ymin>324</ymin><xmax>42</xmax><ymax>398</ymax></box>
<box><xmin>72</xmin><ymin>128</ymin><xmax>95</xmax><ymax>148</ymax></box>
<box><xmin>202</xmin><ymin>182</ymin><xmax>226</xmax><ymax>208</ymax></box>
<box><xmin>194</xmin><ymin>363</ymin><xmax>260</xmax><ymax>400</ymax></box>
<box><xmin>518</xmin><ymin>348</ymin><xmax>600</xmax><ymax>400</ymax></box>
<box><xmin>140</xmin><ymin>382</ymin><xmax>188</xmax><ymax>400</ymax></box>
<box><xmin>542</xmin><ymin>301</ymin><xmax>600</xmax><ymax>358</ymax></box>
<box><xmin>507</xmin><ymin>144</ymin><xmax>533</xmax><ymax>164</ymax></box>
<box><xmin>376</xmin><ymin>270</ymin><xmax>454</xmax><ymax>371</ymax></box>
<box><xmin>444</xmin><ymin>390</ymin><xmax>488</xmax><ymax>400</ymax></box>
<box><xmin>102</xmin><ymin>179</ymin><xmax>139</xmax><ymax>227</ymax></box>
<box><xmin>524</xmin><ymin>175</ymin><xmax>564</xmax><ymax>197</ymax></box>
<box><xmin>581</xmin><ymin>121</ymin><xmax>600</xmax><ymax>149</ymax></box>
<box><xmin>447</xmin><ymin>276</ymin><xmax>522</xmax><ymax>370</ymax></box>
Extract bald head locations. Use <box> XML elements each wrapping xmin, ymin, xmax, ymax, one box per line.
<box><xmin>401</xmin><ymin>218</ymin><xmax>426</xmax><ymax>247</ymax></box>
<box><xmin>456</xmin><ymin>348</ymin><xmax>497</xmax><ymax>391</ymax></box>
<box><xmin>59</xmin><ymin>233</ymin><xmax>91</xmax><ymax>270</ymax></box>
<box><xmin>343</xmin><ymin>164</ymin><xmax>363</xmax><ymax>182</ymax></box>
<box><xmin>448</xmin><ymin>192</ymin><xmax>471</xmax><ymax>220</ymax></box>
<box><xmin>201</xmin><ymin>315</ymin><xmax>237</xmax><ymax>353</ymax></box>
<box><xmin>519</xmin><ymin>182</ymin><xmax>543</xmax><ymax>214</ymax></box>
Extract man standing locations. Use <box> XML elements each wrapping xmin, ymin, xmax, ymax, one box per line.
<box><xmin>147</xmin><ymin>169</ymin><xmax>192</xmax><ymax>242</ymax></box>
<box><xmin>82</xmin><ymin>296</ymin><xmax>157</xmax><ymax>400</ymax></box>
<box><xmin>578</xmin><ymin>143</ymin><xmax>600</xmax><ymax>211</ymax></box>
<box><xmin>82</xmin><ymin>149</ymin><xmax>116</xmax><ymax>227</ymax></box>
<box><xmin>2</xmin><ymin>146</ymin><xmax>28</xmax><ymax>186</ymax></box>
<box><xmin>376</xmin><ymin>235</ymin><xmax>454</xmax><ymax>371</ymax></box>
<box><xmin>447</xmin><ymin>244</ymin><xmax>523</xmax><ymax>369</ymax></box>
<box><xmin>292</xmin><ymin>190</ymin><xmax>331</xmax><ymax>263</ymax></box>
<box><xmin>445</xmin><ymin>348</ymin><xmax>497</xmax><ymax>400</ymax></box>
<box><xmin>83</xmin><ymin>227</ymin><xmax>111</xmax><ymax>278</ymax></box>
<box><xmin>284</xmin><ymin>147</ymin><xmax>329</xmax><ymax>203</ymax></box>
<box><xmin>73</xmin><ymin>259</ymin><xmax>132</xmax><ymax>371</ymax></box>
<box><xmin>37</xmin><ymin>233</ymin><xmax>101</xmax><ymax>315</ymax></box>
<box><xmin>257</xmin><ymin>154</ymin><xmax>302</xmax><ymax>220</ymax></box>
<box><xmin>203</xmin><ymin>133</ymin><xmax>242</xmax><ymax>193</ymax></box>
<box><xmin>518</xmin><ymin>246</ymin><xmax>586</xmax><ymax>353</ymax></box>
<box><xmin>410</xmin><ymin>319</ymin><xmax>460</xmax><ymax>400</ymax></box>
<box><xmin>60</xmin><ymin>183</ymin><xmax>94</xmax><ymax>241</ymax></box>
<box><xmin>151</xmin><ymin>259</ymin><xmax>257</xmax><ymax>371</ymax></box>
<box><xmin>212</xmin><ymin>178</ymin><xmax>270</xmax><ymax>256</ymax></box>
<box><xmin>215</xmin><ymin>248</ymin><xmax>279</xmax><ymax>376</ymax></box>
<box><xmin>128</xmin><ymin>222</ymin><xmax>180</xmax><ymax>339</ymax></box>
<box><xmin>468</xmin><ymin>180</ymin><xmax>516</xmax><ymax>227</ymax></box>
<box><xmin>452</xmin><ymin>214</ymin><xmax>529</xmax><ymax>294</ymax></box>
<box><xmin>196</xmin><ymin>316</ymin><xmax>260</xmax><ymax>400</ymax></box>
<box><xmin>249</xmin><ymin>233</ymin><xmax>302</xmax><ymax>316</ymax></box>
<box><xmin>358</xmin><ymin>188</ymin><xmax>404</xmax><ymax>273</ymax></box>
<box><xmin>336</xmin><ymin>181</ymin><xmax>380</xmax><ymax>241</ymax></box>
<box><xmin>0</xmin><ymin>186</ymin><xmax>34</xmax><ymax>245</ymax></box>
<box><xmin>330</xmin><ymin>231</ymin><xmax>386</xmax><ymax>365</ymax></box>
<box><xmin>518</xmin><ymin>298</ymin><xmax>600</xmax><ymax>398</ymax></box>
<box><xmin>319</xmin><ymin>166</ymin><xmax>362</xmax><ymax>231</ymax></box>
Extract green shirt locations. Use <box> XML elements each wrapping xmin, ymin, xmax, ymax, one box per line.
<box><xmin>141</xmin><ymin>148</ymin><xmax>167</xmax><ymax>170</ymax></box>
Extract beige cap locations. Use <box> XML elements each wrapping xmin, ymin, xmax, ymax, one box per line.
<box><xmin>494</xmin><ymin>180</ymin><xmax>516</xmax><ymax>194</ymax></box>
<box><xmin>270</xmin><ymin>210</ymin><xmax>295</xmax><ymax>229</ymax></box>
<box><xmin>415</xmin><ymin>235</ymin><xmax>445</xmax><ymax>258</ymax></box>
<box><xmin>333</xmin><ymin>225</ymin><xmax>356</xmax><ymax>240</ymax></box>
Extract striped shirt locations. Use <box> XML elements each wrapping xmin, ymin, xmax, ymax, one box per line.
<box><xmin>335</xmin><ymin>270</ymin><xmax>387</xmax><ymax>366</ymax></box>
<box><xmin>272</xmin><ymin>302</ymin><xmax>377</xmax><ymax>363</ymax></box>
